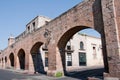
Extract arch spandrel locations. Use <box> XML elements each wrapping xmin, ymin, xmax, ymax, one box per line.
<box><xmin>45</xmin><ymin>0</ymin><xmax>103</xmax><ymax>45</ymax></box>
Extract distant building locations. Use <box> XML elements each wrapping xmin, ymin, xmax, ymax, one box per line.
<box><xmin>26</xmin><ymin>16</ymin><xmax>51</xmax><ymax>33</ymax></box>
<box><xmin>15</xmin><ymin>16</ymin><xmax>51</xmax><ymax>42</ymax></box>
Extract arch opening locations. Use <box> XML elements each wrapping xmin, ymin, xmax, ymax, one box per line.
<box><xmin>57</xmin><ymin>26</ymin><xmax>108</xmax><ymax>79</ymax></box>
<box><xmin>18</xmin><ymin>49</ymin><xmax>25</xmax><ymax>70</ymax></box>
<box><xmin>30</xmin><ymin>42</ymin><xmax>46</xmax><ymax>74</ymax></box>
<box><xmin>9</xmin><ymin>53</ymin><xmax>14</xmax><ymax>67</ymax></box>
<box><xmin>2</xmin><ymin>57</ymin><xmax>3</xmax><ymax>63</ymax></box>
<box><xmin>0</xmin><ymin>59</ymin><xmax>1</xmax><ymax>63</ymax></box>
<box><xmin>5</xmin><ymin>56</ymin><xmax>7</xmax><ymax>63</ymax></box>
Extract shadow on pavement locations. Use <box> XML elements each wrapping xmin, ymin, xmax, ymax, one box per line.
<box><xmin>65</xmin><ymin>68</ymin><xmax>104</xmax><ymax>80</ymax></box>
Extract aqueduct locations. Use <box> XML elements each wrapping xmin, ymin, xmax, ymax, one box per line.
<box><xmin>0</xmin><ymin>0</ymin><xmax>120</xmax><ymax>78</ymax></box>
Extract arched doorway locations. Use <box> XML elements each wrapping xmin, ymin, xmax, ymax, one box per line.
<box><xmin>0</xmin><ymin>59</ymin><xmax>1</xmax><ymax>63</ymax></box>
<box><xmin>9</xmin><ymin>53</ymin><xmax>14</xmax><ymax>67</ymax></box>
<box><xmin>5</xmin><ymin>56</ymin><xmax>7</xmax><ymax>63</ymax></box>
<box><xmin>57</xmin><ymin>26</ymin><xmax>108</xmax><ymax>79</ymax></box>
<box><xmin>18</xmin><ymin>49</ymin><xmax>25</xmax><ymax>70</ymax></box>
<box><xmin>30</xmin><ymin>42</ymin><xmax>45</xmax><ymax>74</ymax></box>
<box><xmin>2</xmin><ymin>58</ymin><xmax>3</xmax><ymax>63</ymax></box>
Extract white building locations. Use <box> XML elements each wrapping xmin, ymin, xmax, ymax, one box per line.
<box><xmin>26</xmin><ymin>16</ymin><xmax>51</xmax><ymax>33</ymax></box>
<box><xmin>65</xmin><ymin>33</ymin><xmax>103</xmax><ymax>70</ymax></box>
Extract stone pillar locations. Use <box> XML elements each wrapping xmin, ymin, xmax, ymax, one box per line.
<box><xmin>25</xmin><ymin>53</ymin><xmax>29</xmax><ymax>70</ymax></box>
<box><xmin>5</xmin><ymin>62</ymin><xmax>8</xmax><ymax>68</ymax></box>
<box><xmin>101</xmin><ymin>32</ymin><xmax>109</xmax><ymax>73</ymax></box>
<box><xmin>47</xmin><ymin>44</ymin><xmax>64</xmax><ymax>77</ymax></box>
<box><xmin>15</xmin><ymin>55</ymin><xmax>20</xmax><ymax>70</ymax></box>
<box><xmin>102</xmin><ymin>0</ymin><xmax>120</xmax><ymax>77</ymax></box>
<box><xmin>2</xmin><ymin>60</ymin><xmax>5</xmax><ymax>69</ymax></box>
<box><xmin>28</xmin><ymin>53</ymin><xmax>34</xmax><ymax>73</ymax></box>
<box><xmin>8</xmin><ymin>57</ymin><xmax>11</xmax><ymax>68</ymax></box>
<box><xmin>1</xmin><ymin>61</ymin><xmax>3</xmax><ymax>69</ymax></box>
<box><xmin>0</xmin><ymin>61</ymin><xmax>1</xmax><ymax>68</ymax></box>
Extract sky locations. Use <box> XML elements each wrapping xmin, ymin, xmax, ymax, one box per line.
<box><xmin>0</xmin><ymin>0</ymin><xmax>100</xmax><ymax>50</ymax></box>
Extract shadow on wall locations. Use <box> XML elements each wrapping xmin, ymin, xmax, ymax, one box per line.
<box><xmin>92</xmin><ymin>0</ymin><xmax>109</xmax><ymax>73</ymax></box>
<box><xmin>31</xmin><ymin>52</ymin><xmax>46</xmax><ymax>74</ymax></box>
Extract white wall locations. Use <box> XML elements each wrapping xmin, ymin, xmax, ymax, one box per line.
<box><xmin>66</xmin><ymin>33</ymin><xmax>104</xmax><ymax>70</ymax></box>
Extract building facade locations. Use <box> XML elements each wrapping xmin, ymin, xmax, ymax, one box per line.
<box><xmin>65</xmin><ymin>33</ymin><xmax>103</xmax><ymax>71</ymax></box>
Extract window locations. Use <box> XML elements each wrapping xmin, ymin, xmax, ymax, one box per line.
<box><xmin>28</xmin><ymin>26</ymin><xmax>30</xmax><ymax>32</ymax></box>
<box><xmin>33</xmin><ymin>22</ymin><xmax>35</xmax><ymax>31</ymax></box>
<box><xmin>79</xmin><ymin>52</ymin><xmax>86</xmax><ymax>66</ymax></box>
<box><xmin>66</xmin><ymin>53</ymin><xmax>72</xmax><ymax>66</ymax></box>
<box><xmin>67</xmin><ymin>45</ymin><xmax>71</xmax><ymax>50</ymax></box>
<box><xmin>80</xmin><ymin>41</ymin><xmax>84</xmax><ymax>50</ymax></box>
<box><xmin>45</xmin><ymin>52</ymin><xmax>48</xmax><ymax>67</ymax></box>
<box><xmin>93</xmin><ymin>47</ymin><xmax>97</xmax><ymax>59</ymax></box>
<box><xmin>33</xmin><ymin>22</ymin><xmax>35</xmax><ymax>27</ymax></box>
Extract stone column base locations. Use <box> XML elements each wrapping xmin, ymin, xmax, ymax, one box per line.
<box><xmin>104</xmin><ymin>72</ymin><xmax>111</xmax><ymax>77</ymax></box>
<box><xmin>15</xmin><ymin>67</ymin><xmax>20</xmax><ymax>70</ymax></box>
<box><xmin>87</xmin><ymin>77</ymin><xmax>100</xmax><ymax>80</ymax></box>
<box><xmin>47</xmin><ymin>70</ymin><xmax>64</xmax><ymax>77</ymax></box>
<box><xmin>104</xmin><ymin>72</ymin><xmax>120</xmax><ymax>80</ymax></box>
<box><xmin>104</xmin><ymin>77</ymin><xmax>119</xmax><ymax>80</ymax></box>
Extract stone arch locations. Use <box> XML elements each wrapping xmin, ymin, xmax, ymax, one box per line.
<box><xmin>5</xmin><ymin>56</ymin><xmax>7</xmax><ymax>63</ymax></box>
<box><xmin>30</xmin><ymin>42</ymin><xmax>45</xmax><ymax>74</ymax></box>
<box><xmin>18</xmin><ymin>49</ymin><xmax>25</xmax><ymax>70</ymax></box>
<box><xmin>0</xmin><ymin>59</ymin><xmax>1</xmax><ymax>63</ymax></box>
<box><xmin>58</xmin><ymin>26</ymin><xmax>89</xmax><ymax>51</ymax></box>
<box><xmin>2</xmin><ymin>57</ymin><xmax>3</xmax><ymax>63</ymax></box>
<box><xmin>9</xmin><ymin>53</ymin><xmax>14</xmax><ymax>67</ymax></box>
<box><xmin>57</xmin><ymin>26</ymin><xmax>108</xmax><ymax>74</ymax></box>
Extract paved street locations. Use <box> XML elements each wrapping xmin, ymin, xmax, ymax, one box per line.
<box><xmin>0</xmin><ymin>69</ymin><xmax>55</xmax><ymax>80</ymax></box>
<box><xmin>0</xmin><ymin>67</ymin><xmax>104</xmax><ymax>80</ymax></box>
